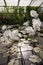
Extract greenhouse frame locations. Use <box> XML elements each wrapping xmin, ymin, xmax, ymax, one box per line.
<box><xmin>0</xmin><ymin>0</ymin><xmax>43</xmax><ymax>65</ymax></box>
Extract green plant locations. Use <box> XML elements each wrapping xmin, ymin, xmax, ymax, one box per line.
<box><xmin>0</xmin><ymin>6</ymin><xmax>43</xmax><ymax>25</ymax></box>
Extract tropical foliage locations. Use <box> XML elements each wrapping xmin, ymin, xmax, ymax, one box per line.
<box><xmin>0</xmin><ymin>6</ymin><xmax>43</xmax><ymax>25</ymax></box>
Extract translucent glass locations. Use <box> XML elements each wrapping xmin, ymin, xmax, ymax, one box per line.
<box><xmin>0</xmin><ymin>7</ymin><xmax>4</xmax><ymax>12</ymax></box>
<box><xmin>19</xmin><ymin>0</ymin><xmax>31</xmax><ymax>6</ymax></box>
<box><xmin>0</xmin><ymin>0</ymin><xmax>5</xmax><ymax>6</ymax></box>
<box><xmin>41</xmin><ymin>3</ymin><xmax>43</xmax><ymax>7</ymax></box>
<box><xmin>0</xmin><ymin>0</ymin><xmax>42</xmax><ymax>6</ymax></box>
<box><xmin>6</xmin><ymin>0</ymin><xmax>18</xmax><ymax>6</ymax></box>
<box><xmin>0</xmin><ymin>0</ymin><xmax>43</xmax><ymax>12</ymax></box>
<box><xmin>31</xmin><ymin>0</ymin><xmax>43</xmax><ymax>6</ymax></box>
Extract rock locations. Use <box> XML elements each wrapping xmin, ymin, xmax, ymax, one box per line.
<box><xmin>25</xmin><ymin>26</ymin><xmax>35</xmax><ymax>35</ymax></box>
<box><xmin>14</xmin><ymin>60</ymin><xmax>20</xmax><ymax>65</ymax></box>
<box><xmin>9</xmin><ymin>59</ymin><xmax>20</xmax><ymax>65</ymax></box>
<box><xmin>8</xmin><ymin>59</ymin><xmax>15</xmax><ymax>65</ymax></box>
<box><xmin>9</xmin><ymin>33</ymin><xmax>19</xmax><ymax>41</ymax></box>
<box><xmin>1</xmin><ymin>36</ymin><xmax>12</xmax><ymax>48</ymax></box>
<box><xmin>31</xmin><ymin>64</ymin><xmax>34</xmax><ymax>65</ymax></box>
<box><xmin>3</xmin><ymin>29</ymin><xmax>19</xmax><ymax>41</ymax></box>
<box><xmin>23</xmin><ymin>40</ymin><xmax>29</xmax><ymax>44</ymax></box>
<box><xmin>12</xmin><ymin>29</ymin><xmax>18</xmax><ymax>36</ymax></box>
<box><xmin>10</xmin><ymin>52</ymin><xmax>17</xmax><ymax>59</ymax></box>
<box><xmin>1</xmin><ymin>36</ymin><xmax>5</xmax><ymax>42</ymax></box>
<box><xmin>9</xmin><ymin>46</ymin><xmax>18</xmax><ymax>54</ymax></box>
<box><xmin>17</xmin><ymin>33</ymin><xmax>22</xmax><ymax>38</ymax></box>
<box><xmin>28</xmin><ymin>38</ymin><xmax>31</xmax><ymax>41</ymax></box>
<box><xmin>0</xmin><ymin>48</ymin><xmax>9</xmax><ymax>65</ymax></box>
<box><xmin>18</xmin><ymin>42</ymin><xmax>24</xmax><ymax>47</ymax></box>
<box><xmin>0</xmin><ymin>33</ymin><xmax>2</xmax><ymax>37</ymax></box>
<box><xmin>3</xmin><ymin>30</ymin><xmax>12</xmax><ymax>37</ymax></box>
<box><xmin>32</xmin><ymin>39</ymin><xmax>38</xmax><ymax>43</ymax></box>
<box><xmin>0</xmin><ymin>56</ymin><xmax>8</xmax><ymax>64</ymax></box>
<box><xmin>8</xmin><ymin>25</ymin><xmax>13</xmax><ymax>29</ymax></box>
<box><xmin>18</xmin><ymin>26</ymin><xmax>25</xmax><ymax>30</ymax></box>
<box><xmin>2</xmin><ymin>25</ymin><xmax>7</xmax><ymax>30</ymax></box>
<box><xmin>41</xmin><ymin>22</ymin><xmax>43</xmax><ymax>28</ymax></box>
<box><xmin>39</xmin><ymin>33</ymin><xmax>43</xmax><ymax>37</ymax></box>
<box><xmin>40</xmin><ymin>50</ymin><xmax>43</xmax><ymax>59</ymax></box>
<box><xmin>27</xmin><ymin>38</ymin><xmax>32</xmax><ymax>45</ymax></box>
<box><xmin>23</xmin><ymin>20</ymin><xmax>29</xmax><ymax>26</ymax></box>
<box><xmin>17</xmin><ymin>52</ymin><xmax>22</xmax><ymax>58</ymax></box>
<box><xmin>20</xmin><ymin>30</ymin><xmax>26</xmax><ymax>34</ymax></box>
<box><xmin>32</xmin><ymin>18</ymin><xmax>41</xmax><ymax>31</ymax></box>
<box><xmin>10</xmin><ymin>30</ymin><xmax>20</xmax><ymax>41</ymax></box>
<box><xmin>23</xmin><ymin>34</ymin><xmax>27</xmax><ymax>38</ymax></box>
<box><xmin>20</xmin><ymin>38</ymin><xmax>25</xmax><ymax>42</ymax></box>
<box><xmin>0</xmin><ymin>36</ymin><xmax>13</xmax><ymax>48</ymax></box>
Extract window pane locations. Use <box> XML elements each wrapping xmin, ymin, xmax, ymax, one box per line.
<box><xmin>41</xmin><ymin>3</ymin><xmax>43</xmax><ymax>7</ymax></box>
<box><xmin>0</xmin><ymin>7</ymin><xmax>4</xmax><ymax>12</ymax></box>
<box><xmin>6</xmin><ymin>0</ymin><xmax>18</xmax><ymax>6</ymax></box>
<box><xmin>19</xmin><ymin>0</ymin><xmax>31</xmax><ymax>6</ymax></box>
<box><xmin>31</xmin><ymin>0</ymin><xmax>43</xmax><ymax>6</ymax></box>
<box><xmin>0</xmin><ymin>0</ymin><xmax>5</xmax><ymax>6</ymax></box>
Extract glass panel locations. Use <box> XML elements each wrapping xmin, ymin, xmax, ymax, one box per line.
<box><xmin>8</xmin><ymin>7</ymin><xmax>14</xmax><ymax>13</ymax></box>
<box><xmin>0</xmin><ymin>7</ymin><xmax>4</xmax><ymax>12</ymax></box>
<box><xmin>41</xmin><ymin>3</ymin><xmax>43</xmax><ymax>7</ymax></box>
<box><xmin>6</xmin><ymin>0</ymin><xmax>18</xmax><ymax>6</ymax></box>
<box><xmin>19</xmin><ymin>0</ymin><xmax>31</xmax><ymax>6</ymax></box>
<box><xmin>0</xmin><ymin>0</ymin><xmax>5</xmax><ymax>6</ymax></box>
<box><xmin>31</xmin><ymin>0</ymin><xmax>43</xmax><ymax>6</ymax></box>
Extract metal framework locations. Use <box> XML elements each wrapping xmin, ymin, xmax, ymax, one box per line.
<box><xmin>0</xmin><ymin>0</ymin><xmax>43</xmax><ymax>12</ymax></box>
<box><xmin>0</xmin><ymin>0</ymin><xmax>42</xmax><ymax>6</ymax></box>
<box><xmin>3</xmin><ymin>0</ymin><xmax>9</xmax><ymax>12</ymax></box>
